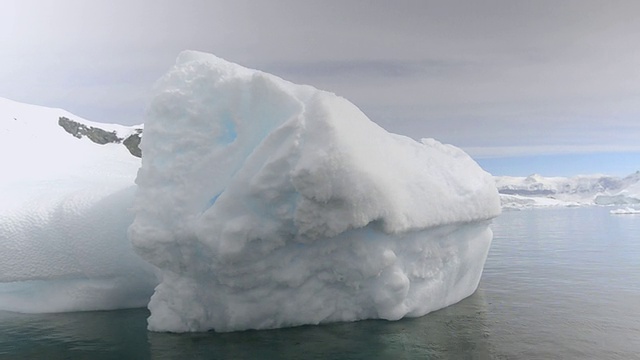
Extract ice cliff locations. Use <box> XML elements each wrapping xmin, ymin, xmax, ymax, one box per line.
<box><xmin>129</xmin><ymin>51</ymin><xmax>501</xmax><ymax>332</ymax></box>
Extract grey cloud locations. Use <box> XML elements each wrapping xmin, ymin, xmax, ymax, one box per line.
<box><xmin>263</xmin><ymin>59</ymin><xmax>472</xmax><ymax>81</ymax></box>
<box><xmin>1</xmin><ymin>0</ymin><xmax>640</xmax><ymax>158</ymax></box>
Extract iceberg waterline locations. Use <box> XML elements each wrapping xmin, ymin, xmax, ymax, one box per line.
<box><xmin>129</xmin><ymin>51</ymin><xmax>501</xmax><ymax>332</ymax></box>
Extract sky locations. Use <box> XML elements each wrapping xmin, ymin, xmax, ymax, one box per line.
<box><xmin>1</xmin><ymin>0</ymin><xmax>639</xmax><ymax>177</ymax></box>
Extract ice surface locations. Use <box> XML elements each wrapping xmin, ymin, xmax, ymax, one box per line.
<box><xmin>130</xmin><ymin>51</ymin><xmax>501</xmax><ymax>332</ymax></box>
<box><xmin>0</xmin><ymin>97</ymin><xmax>157</xmax><ymax>313</ymax></box>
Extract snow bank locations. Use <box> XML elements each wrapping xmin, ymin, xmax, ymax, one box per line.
<box><xmin>129</xmin><ymin>51</ymin><xmax>501</xmax><ymax>332</ymax></box>
<box><xmin>0</xmin><ymin>97</ymin><xmax>157</xmax><ymax>312</ymax></box>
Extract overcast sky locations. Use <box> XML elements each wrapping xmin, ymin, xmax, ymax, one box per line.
<box><xmin>1</xmin><ymin>0</ymin><xmax>639</xmax><ymax>175</ymax></box>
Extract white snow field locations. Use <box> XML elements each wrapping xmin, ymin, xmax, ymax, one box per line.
<box><xmin>0</xmin><ymin>97</ymin><xmax>158</xmax><ymax>313</ymax></box>
<box><xmin>129</xmin><ymin>51</ymin><xmax>501</xmax><ymax>332</ymax></box>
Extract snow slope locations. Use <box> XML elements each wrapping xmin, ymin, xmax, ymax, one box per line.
<box><xmin>130</xmin><ymin>51</ymin><xmax>501</xmax><ymax>332</ymax></box>
<box><xmin>496</xmin><ymin>172</ymin><xmax>640</xmax><ymax>209</ymax></box>
<box><xmin>0</xmin><ymin>97</ymin><xmax>157</xmax><ymax>312</ymax></box>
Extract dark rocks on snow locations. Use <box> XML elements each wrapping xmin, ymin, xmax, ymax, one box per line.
<box><xmin>58</xmin><ymin>117</ymin><xmax>142</xmax><ymax>158</ymax></box>
<box><xmin>123</xmin><ymin>131</ymin><xmax>142</xmax><ymax>158</ymax></box>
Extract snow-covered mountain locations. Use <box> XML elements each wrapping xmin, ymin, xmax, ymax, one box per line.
<box><xmin>0</xmin><ymin>96</ymin><xmax>157</xmax><ymax>313</ymax></box>
<box><xmin>496</xmin><ymin>172</ymin><xmax>640</xmax><ymax>209</ymax></box>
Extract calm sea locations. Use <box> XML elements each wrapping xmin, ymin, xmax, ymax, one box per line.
<box><xmin>1</xmin><ymin>207</ymin><xmax>639</xmax><ymax>359</ymax></box>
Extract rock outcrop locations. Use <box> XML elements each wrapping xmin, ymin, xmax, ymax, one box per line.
<box><xmin>123</xmin><ymin>130</ymin><xmax>143</xmax><ymax>158</ymax></box>
<box><xmin>58</xmin><ymin>117</ymin><xmax>142</xmax><ymax>158</ymax></box>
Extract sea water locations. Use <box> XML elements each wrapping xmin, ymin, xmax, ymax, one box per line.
<box><xmin>1</xmin><ymin>207</ymin><xmax>639</xmax><ymax>359</ymax></box>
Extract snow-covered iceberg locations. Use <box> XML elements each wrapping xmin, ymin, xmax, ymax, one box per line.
<box><xmin>129</xmin><ymin>51</ymin><xmax>501</xmax><ymax>332</ymax></box>
<box><xmin>0</xmin><ymin>97</ymin><xmax>157</xmax><ymax>313</ymax></box>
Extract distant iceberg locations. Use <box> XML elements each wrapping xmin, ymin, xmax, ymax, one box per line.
<box><xmin>129</xmin><ymin>51</ymin><xmax>501</xmax><ymax>332</ymax></box>
<box><xmin>610</xmin><ymin>207</ymin><xmax>640</xmax><ymax>215</ymax></box>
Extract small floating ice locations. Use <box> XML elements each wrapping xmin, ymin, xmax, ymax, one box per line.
<box><xmin>610</xmin><ymin>207</ymin><xmax>640</xmax><ymax>215</ymax></box>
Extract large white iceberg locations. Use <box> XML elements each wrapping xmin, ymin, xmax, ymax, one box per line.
<box><xmin>0</xmin><ymin>97</ymin><xmax>158</xmax><ymax>313</ymax></box>
<box><xmin>130</xmin><ymin>51</ymin><xmax>501</xmax><ymax>332</ymax></box>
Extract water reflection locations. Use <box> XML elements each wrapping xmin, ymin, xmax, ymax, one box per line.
<box><xmin>483</xmin><ymin>207</ymin><xmax>640</xmax><ymax>359</ymax></box>
<box><xmin>0</xmin><ymin>309</ymin><xmax>151</xmax><ymax>360</ymax></box>
<box><xmin>147</xmin><ymin>290</ymin><xmax>496</xmax><ymax>359</ymax></box>
<box><xmin>1</xmin><ymin>291</ymin><xmax>497</xmax><ymax>359</ymax></box>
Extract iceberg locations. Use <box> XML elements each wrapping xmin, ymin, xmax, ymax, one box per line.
<box><xmin>130</xmin><ymin>51</ymin><xmax>501</xmax><ymax>332</ymax></box>
<box><xmin>0</xmin><ymin>97</ymin><xmax>158</xmax><ymax>313</ymax></box>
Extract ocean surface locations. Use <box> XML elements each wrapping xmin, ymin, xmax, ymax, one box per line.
<box><xmin>1</xmin><ymin>207</ymin><xmax>639</xmax><ymax>359</ymax></box>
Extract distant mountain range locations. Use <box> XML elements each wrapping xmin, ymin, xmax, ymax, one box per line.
<box><xmin>496</xmin><ymin>172</ymin><xmax>640</xmax><ymax>209</ymax></box>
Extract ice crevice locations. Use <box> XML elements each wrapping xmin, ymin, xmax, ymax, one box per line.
<box><xmin>129</xmin><ymin>51</ymin><xmax>501</xmax><ymax>332</ymax></box>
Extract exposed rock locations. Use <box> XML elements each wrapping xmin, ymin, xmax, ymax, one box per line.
<box><xmin>123</xmin><ymin>130</ymin><xmax>142</xmax><ymax>158</ymax></box>
<box><xmin>58</xmin><ymin>117</ymin><xmax>120</xmax><ymax>145</ymax></box>
<box><xmin>58</xmin><ymin>117</ymin><xmax>142</xmax><ymax>158</ymax></box>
